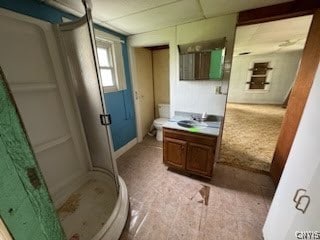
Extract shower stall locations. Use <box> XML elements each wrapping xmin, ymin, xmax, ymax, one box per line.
<box><xmin>0</xmin><ymin>3</ymin><xmax>129</xmax><ymax>240</ymax></box>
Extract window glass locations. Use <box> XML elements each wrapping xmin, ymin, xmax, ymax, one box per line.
<box><xmin>97</xmin><ymin>47</ymin><xmax>110</xmax><ymax>67</ymax></box>
<box><xmin>248</xmin><ymin>61</ymin><xmax>271</xmax><ymax>90</ymax></box>
<box><xmin>95</xmin><ymin>31</ymin><xmax>126</xmax><ymax>92</ymax></box>
<box><xmin>252</xmin><ymin>62</ymin><xmax>269</xmax><ymax>75</ymax></box>
<box><xmin>249</xmin><ymin>76</ymin><xmax>267</xmax><ymax>89</ymax></box>
<box><xmin>100</xmin><ymin>69</ymin><xmax>113</xmax><ymax>86</ymax></box>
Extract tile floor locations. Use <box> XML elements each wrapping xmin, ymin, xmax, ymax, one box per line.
<box><xmin>117</xmin><ymin>136</ymin><xmax>275</xmax><ymax>240</ymax></box>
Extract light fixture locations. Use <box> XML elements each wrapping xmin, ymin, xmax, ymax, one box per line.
<box><xmin>239</xmin><ymin>52</ymin><xmax>251</xmax><ymax>55</ymax></box>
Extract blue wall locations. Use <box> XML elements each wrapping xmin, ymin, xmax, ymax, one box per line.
<box><xmin>0</xmin><ymin>0</ymin><xmax>137</xmax><ymax>151</ymax></box>
<box><xmin>104</xmin><ymin>43</ymin><xmax>136</xmax><ymax>150</ymax></box>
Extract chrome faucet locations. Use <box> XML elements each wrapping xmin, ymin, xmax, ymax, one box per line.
<box><xmin>201</xmin><ymin>112</ymin><xmax>208</xmax><ymax>121</ymax></box>
<box><xmin>191</xmin><ymin>112</ymin><xmax>208</xmax><ymax>122</ymax></box>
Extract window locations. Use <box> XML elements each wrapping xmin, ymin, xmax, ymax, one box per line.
<box><xmin>97</xmin><ymin>41</ymin><xmax>117</xmax><ymax>92</ymax></box>
<box><xmin>247</xmin><ymin>62</ymin><xmax>272</xmax><ymax>90</ymax></box>
<box><xmin>95</xmin><ymin>30</ymin><xmax>127</xmax><ymax>93</ymax></box>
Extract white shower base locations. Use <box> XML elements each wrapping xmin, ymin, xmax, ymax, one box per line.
<box><xmin>57</xmin><ymin>171</ymin><xmax>128</xmax><ymax>240</ymax></box>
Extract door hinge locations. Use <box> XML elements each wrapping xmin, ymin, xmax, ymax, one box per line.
<box><xmin>100</xmin><ymin>114</ymin><xmax>112</xmax><ymax>126</ymax></box>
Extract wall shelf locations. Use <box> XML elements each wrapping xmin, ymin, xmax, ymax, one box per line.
<box><xmin>34</xmin><ymin>134</ymin><xmax>72</xmax><ymax>154</ymax></box>
<box><xmin>9</xmin><ymin>83</ymin><xmax>57</xmax><ymax>93</ymax></box>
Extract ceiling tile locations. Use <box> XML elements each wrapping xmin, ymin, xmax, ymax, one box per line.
<box><xmin>51</xmin><ymin>0</ymin><xmax>311</xmax><ymax>36</ymax></box>
<box><xmin>255</xmin><ymin>15</ymin><xmax>312</xmax><ymax>33</ymax></box>
<box><xmin>92</xmin><ymin>0</ymin><xmax>177</xmax><ymax>21</ymax></box>
<box><xmin>250</xmin><ymin>33</ymin><xmax>308</xmax><ymax>44</ymax></box>
<box><xmin>278</xmin><ymin>40</ymin><xmax>306</xmax><ymax>52</ymax></box>
<box><xmin>199</xmin><ymin>0</ymin><xmax>293</xmax><ymax>18</ymax></box>
<box><xmin>234</xmin><ymin>15</ymin><xmax>312</xmax><ymax>56</ymax></box>
<box><xmin>106</xmin><ymin>0</ymin><xmax>204</xmax><ymax>34</ymax></box>
<box><xmin>54</xmin><ymin>0</ymin><xmax>177</xmax><ymax>21</ymax></box>
<box><xmin>235</xmin><ymin>24</ymin><xmax>260</xmax><ymax>44</ymax></box>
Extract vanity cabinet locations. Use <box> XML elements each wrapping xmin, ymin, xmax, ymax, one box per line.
<box><xmin>163</xmin><ymin>128</ymin><xmax>217</xmax><ymax>178</ymax></box>
<box><xmin>186</xmin><ymin>142</ymin><xmax>214</xmax><ymax>176</ymax></box>
<box><xmin>163</xmin><ymin>137</ymin><xmax>187</xmax><ymax>170</ymax></box>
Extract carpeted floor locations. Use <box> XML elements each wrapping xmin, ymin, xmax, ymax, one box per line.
<box><xmin>219</xmin><ymin>103</ymin><xmax>286</xmax><ymax>173</ymax></box>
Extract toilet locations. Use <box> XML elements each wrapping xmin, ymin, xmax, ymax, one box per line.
<box><xmin>153</xmin><ymin>104</ymin><xmax>170</xmax><ymax>141</ymax></box>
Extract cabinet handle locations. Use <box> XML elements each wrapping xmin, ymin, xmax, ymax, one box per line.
<box><xmin>293</xmin><ymin>188</ymin><xmax>310</xmax><ymax>214</ymax></box>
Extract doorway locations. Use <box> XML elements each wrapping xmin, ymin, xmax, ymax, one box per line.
<box><xmin>219</xmin><ymin>15</ymin><xmax>313</xmax><ymax>174</ymax></box>
<box><xmin>131</xmin><ymin>45</ymin><xmax>170</xmax><ymax>144</ymax></box>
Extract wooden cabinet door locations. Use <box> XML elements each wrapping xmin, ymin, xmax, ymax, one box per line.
<box><xmin>163</xmin><ymin>137</ymin><xmax>187</xmax><ymax>170</ymax></box>
<box><xmin>186</xmin><ymin>142</ymin><xmax>214</xmax><ymax>177</ymax></box>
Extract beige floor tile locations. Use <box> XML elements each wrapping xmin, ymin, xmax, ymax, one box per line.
<box><xmin>237</xmin><ymin>220</ymin><xmax>264</xmax><ymax>240</ymax></box>
<box><xmin>132</xmin><ymin>210</ymin><xmax>170</xmax><ymax>240</ymax></box>
<box><xmin>117</xmin><ymin>137</ymin><xmax>275</xmax><ymax>240</ymax></box>
<box><xmin>201</xmin><ymin>210</ymin><xmax>239</xmax><ymax>240</ymax></box>
<box><xmin>119</xmin><ymin>230</ymin><xmax>133</xmax><ymax>240</ymax></box>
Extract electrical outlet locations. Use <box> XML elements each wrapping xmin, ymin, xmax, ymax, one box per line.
<box><xmin>215</xmin><ymin>86</ymin><xmax>222</xmax><ymax>94</ymax></box>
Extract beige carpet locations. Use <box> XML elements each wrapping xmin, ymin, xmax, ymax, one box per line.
<box><xmin>219</xmin><ymin>103</ymin><xmax>286</xmax><ymax>173</ymax></box>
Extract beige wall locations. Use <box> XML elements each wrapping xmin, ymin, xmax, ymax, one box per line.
<box><xmin>129</xmin><ymin>14</ymin><xmax>237</xmax><ymax>117</ymax></box>
<box><xmin>152</xmin><ymin>48</ymin><xmax>170</xmax><ymax>117</ymax></box>
<box><xmin>134</xmin><ymin>47</ymin><xmax>154</xmax><ymax>137</ymax></box>
<box><xmin>228</xmin><ymin>51</ymin><xmax>302</xmax><ymax>104</ymax></box>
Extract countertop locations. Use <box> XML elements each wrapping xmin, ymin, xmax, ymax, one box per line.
<box><xmin>163</xmin><ymin>114</ymin><xmax>221</xmax><ymax>136</ymax></box>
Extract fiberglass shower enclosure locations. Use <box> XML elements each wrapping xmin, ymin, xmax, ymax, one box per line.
<box><xmin>54</xmin><ymin>4</ymin><xmax>129</xmax><ymax>240</ymax></box>
<box><xmin>57</xmin><ymin>9</ymin><xmax>118</xmax><ymax>182</ymax></box>
<box><xmin>0</xmin><ymin>3</ymin><xmax>128</xmax><ymax>238</ymax></box>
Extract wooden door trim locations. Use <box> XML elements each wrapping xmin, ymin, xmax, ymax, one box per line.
<box><xmin>128</xmin><ymin>46</ymin><xmax>143</xmax><ymax>142</ymax></box>
<box><xmin>270</xmin><ymin>10</ymin><xmax>320</xmax><ymax>184</ymax></box>
<box><xmin>237</xmin><ymin>0</ymin><xmax>320</xmax><ymax>26</ymax></box>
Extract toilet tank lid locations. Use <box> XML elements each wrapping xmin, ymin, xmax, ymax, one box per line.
<box><xmin>154</xmin><ymin>118</ymin><xmax>168</xmax><ymax>124</ymax></box>
<box><xmin>158</xmin><ymin>103</ymin><xmax>170</xmax><ymax>107</ymax></box>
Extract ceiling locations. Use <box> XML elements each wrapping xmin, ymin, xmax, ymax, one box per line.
<box><xmin>234</xmin><ymin>15</ymin><xmax>313</xmax><ymax>56</ymax></box>
<box><xmin>49</xmin><ymin>0</ymin><xmax>293</xmax><ymax>35</ymax></box>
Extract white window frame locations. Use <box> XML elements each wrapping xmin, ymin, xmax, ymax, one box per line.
<box><xmin>96</xmin><ymin>40</ymin><xmax>118</xmax><ymax>92</ymax></box>
<box><xmin>95</xmin><ymin>29</ymin><xmax>127</xmax><ymax>93</ymax></box>
<box><xmin>245</xmin><ymin>58</ymin><xmax>273</xmax><ymax>93</ymax></box>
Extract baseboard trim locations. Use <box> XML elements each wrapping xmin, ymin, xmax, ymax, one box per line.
<box><xmin>227</xmin><ymin>101</ymin><xmax>283</xmax><ymax>105</ymax></box>
<box><xmin>112</xmin><ymin>138</ymin><xmax>137</xmax><ymax>160</ymax></box>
